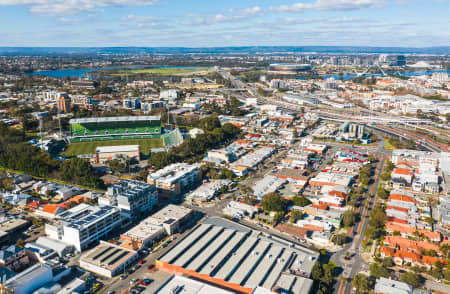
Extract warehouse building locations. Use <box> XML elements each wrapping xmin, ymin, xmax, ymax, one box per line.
<box><xmin>156</xmin><ymin>219</ymin><xmax>318</xmax><ymax>294</ymax></box>
<box><xmin>155</xmin><ymin>275</ymin><xmax>234</xmax><ymax>294</ymax></box>
<box><xmin>79</xmin><ymin>241</ymin><xmax>138</xmax><ymax>278</ymax></box>
<box><xmin>187</xmin><ymin>180</ymin><xmax>232</xmax><ymax>203</ymax></box>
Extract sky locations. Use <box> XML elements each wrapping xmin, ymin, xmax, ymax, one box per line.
<box><xmin>0</xmin><ymin>0</ymin><xmax>449</xmax><ymax>47</ymax></box>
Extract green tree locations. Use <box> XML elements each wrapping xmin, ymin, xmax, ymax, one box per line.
<box><xmin>290</xmin><ymin>210</ymin><xmax>303</xmax><ymax>223</ymax></box>
<box><xmin>61</xmin><ymin>158</ymin><xmax>104</xmax><ymax>189</ymax></box>
<box><xmin>311</xmin><ymin>262</ymin><xmax>324</xmax><ymax>281</ymax></box>
<box><xmin>367</xmin><ymin>155</ymin><xmax>376</xmax><ymax>163</ymax></box>
<box><xmin>370</xmin><ymin>263</ymin><xmax>389</xmax><ymax>279</ymax></box>
<box><xmin>291</xmin><ymin>195</ymin><xmax>311</xmax><ymax>207</ymax></box>
<box><xmin>219</xmin><ymin>168</ymin><xmax>235</xmax><ymax>180</ymax></box>
<box><xmin>198</xmin><ymin>115</ymin><xmax>221</xmax><ymax>131</ymax></box>
<box><xmin>352</xmin><ymin>273</ymin><xmax>371</xmax><ymax>293</ymax></box>
<box><xmin>109</xmin><ymin>158</ymin><xmax>126</xmax><ymax>175</ymax></box>
<box><xmin>148</xmin><ymin>152</ymin><xmax>170</xmax><ymax>170</ymax></box>
<box><xmin>440</xmin><ymin>244</ymin><xmax>450</xmax><ymax>259</ymax></box>
<box><xmin>377</xmin><ymin>187</ymin><xmax>389</xmax><ymax>200</ymax></box>
<box><xmin>332</xmin><ymin>233</ymin><xmax>347</xmax><ymax>246</ymax></box>
<box><xmin>382</xmin><ymin>257</ymin><xmax>394</xmax><ymax>268</ymax></box>
<box><xmin>343</xmin><ymin>210</ymin><xmax>356</xmax><ymax>227</ymax></box>
<box><xmin>262</xmin><ymin>192</ymin><xmax>285</xmax><ymax>212</ymax></box>
<box><xmin>400</xmin><ymin>272</ymin><xmax>420</xmax><ymax>288</ymax></box>
<box><xmin>1</xmin><ymin>177</ymin><xmax>14</xmax><ymax>191</ymax></box>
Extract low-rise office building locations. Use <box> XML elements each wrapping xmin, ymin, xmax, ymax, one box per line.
<box><xmin>45</xmin><ymin>204</ymin><xmax>121</xmax><ymax>252</ymax></box>
<box><xmin>120</xmin><ymin>205</ymin><xmax>192</xmax><ymax>250</ymax></box>
<box><xmin>147</xmin><ymin>163</ymin><xmax>202</xmax><ymax>198</ymax></box>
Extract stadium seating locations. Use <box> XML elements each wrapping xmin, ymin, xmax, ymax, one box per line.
<box><xmin>70</xmin><ymin>117</ymin><xmax>161</xmax><ymax>142</ymax></box>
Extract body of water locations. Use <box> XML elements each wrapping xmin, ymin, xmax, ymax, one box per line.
<box><xmin>26</xmin><ymin>65</ymin><xmax>205</xmax><ymax>78</ymax></box>
<box><xmin>26</xmin><ymin>66</ymin><xmax>141</xmax><ymax>78</ymax></box>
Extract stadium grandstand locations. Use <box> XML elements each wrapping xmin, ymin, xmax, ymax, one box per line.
<box><xmin>69</xmin><ymin>116</ymin><xmax>161</xmax><ymax>142</ymax></box>
<box><xmin>162</xmin><ymin>128</ymin><xmax>184</xmax><ymax>148</ymax></box>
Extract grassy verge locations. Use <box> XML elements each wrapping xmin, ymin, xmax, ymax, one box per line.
<box><xmin>384</xmin><ymin>139</ymin><xmax>396</xmax><ymax>150</ymax></box>
<box><xmin>62</xmin><ymin>138</ymin><xmax>163</xmax><ymax>156</ymax></box>
<box><xmin>115</xmin><ymin>67</ymin><xmax>209</xmax><ymax>75</ymax></box>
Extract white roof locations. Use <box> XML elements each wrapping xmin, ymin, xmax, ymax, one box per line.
<box><xmin>70</xmin><ymin>115</ymin><xmax>160</xmax><ymax>124</ymax></box>
<box><xmin>96</xmin><ymin>145</ymin><xmax>139</xmax><ymax>153</ymax></box>
<box><xmin>155</xmin><ymin>275</ymin><xmax>233</xmax><ymax>294</ymax></box>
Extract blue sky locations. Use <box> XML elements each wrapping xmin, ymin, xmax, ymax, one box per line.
<box><xmin>0</xmin><ymin>0</ymin><xmax>449</xmax><ymax>47</ymax></box>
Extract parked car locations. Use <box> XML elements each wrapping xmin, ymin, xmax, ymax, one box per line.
<box><xmin>140</xmin><ymin>279</ymin><xmax>151</xmax><ymax>286</ymax></box>
<box><xmin>120</xmin><ymin>275</ymin><xmax>127</xmax><ymax>280</ymax></box>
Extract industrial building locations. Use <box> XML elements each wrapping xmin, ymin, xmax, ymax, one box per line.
<box><xmin>94</xmin><ymin>145</ymin><xmax>140</xmax><ymax>164</ymax></box>
<box><xmin>156</xmin><ymin>219</ymin><xmax>318</xmax><ymax>294</ymax></box>
<box><xmin>187</xmin><ymin>180</ymin><xmax>232</xmax><ymax>202</ymax></box>
<box><xmin>45</xmin><ymin>204</ymin><xmax>121</xmax><ymax>252</ymax></box>
<box><xmin>4</xmin><ymin>262</ymin><xmax>71</xmax><ymax>294</ymax></box>
<box><xmin>100</xmin><ymin>180</ymin><xmax>158</xmax><ymax>220</ymax></box>
<box><xmin>79</xmin><ymin>241</ymin><xmax>138</xmax><ymax>278</ymax></box>
<box><xmin>155</xmin><ymin>275</ymin><xmax>234</xmax><ymax>294</ymax></box>
<box><xmin>253</xmin><ymin>175</ymin><xmax>286</xmax><ymax>200</ymax></box>
<box><xmin>147</xmin><ymin>163</ymin><xmax>202</xmax><ymax>198</ymax></box>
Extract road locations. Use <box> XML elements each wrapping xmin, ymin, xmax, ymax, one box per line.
<box><xmin>332</xmin><ymin>155</ymin><xmax>386</xmax><ymax>294</ymax></box>
<box><xmin>425</xmin><ymin>280</ymin><xmax>450</xmax><ymax>294</ymax></box>
<box><xmin>102</xmin><ymin>213</ymin><xmax>204</xmax><ymax>294</ymax></box>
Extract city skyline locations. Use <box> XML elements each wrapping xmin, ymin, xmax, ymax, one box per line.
<box><xmin>0</xmin><ymin>0</ymin><xmax>449</xmax><ymax>47</ymax></box>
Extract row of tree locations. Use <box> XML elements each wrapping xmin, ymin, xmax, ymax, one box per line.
<box><xmin>0</xmin><ymin>122</ymin><xmax>104</xmax><ymax>189</ymax></box>
<box><xmin>148</xmin><ymin>116</ymin><xmax>241</xmax><ymax>169</ymax></box>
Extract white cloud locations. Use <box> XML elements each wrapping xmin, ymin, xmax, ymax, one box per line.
<box><xmin>271</xmin><ymin>0</ymin><xmax>385</xmax><ymax>12</ymax></box>
<box><xmin>0</xmin><ymin>0</ymin><xmax>159</xmax><ymax>15</ymax></box>
<box><xmin>182</xmin><ymin>6</ymin><xmax>264</xmax><ymax>25</ymax></box>
<box><xmin>283</xmin><ymin>16</ymin><xmax>364</xmax><ymax>24</ymax></box>
<box><xmin>122</xmin><ymin>14</ymin><xmax>158</xmax><ymax>23</ymax></box>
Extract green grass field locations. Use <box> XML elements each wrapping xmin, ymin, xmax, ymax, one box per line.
<box><xmin>117</xmin><ymin>66</ymin><xmax>209</xmax><ymax>75</ymax></box>
<box><xmin>62</xmin><ymin>138</ymin><xmax>164</xmax><ymax>156</ymax></box>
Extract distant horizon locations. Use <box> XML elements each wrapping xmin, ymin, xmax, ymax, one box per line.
<box><xmin>1</xmin><ymin>45</ymin><xmax>450</xmax><ymax>55</ymax></box>
<box><xmin>0</xmin><ymin>1</ymin><xmax>449</xmax><ymax>47</ymax></box>
<box><xmin>1</xmin><ymin>45</ymin><xmax>450</xmax><ymax>49</ymax></box>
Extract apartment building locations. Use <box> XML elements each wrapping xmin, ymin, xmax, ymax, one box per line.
<box><xmin>100</xmin><ymin>180</ymin><xmax>158</xmax><ymax>220</ymax></box>
<box><xmin>44</xmin><ymin>204</ymin><xmax>121</xmax><ymax>252</ymax></box>
<box><xmin>147</xmin><ymin>163</ymin><xmax>201</xmax><ymax>198</ymax></box>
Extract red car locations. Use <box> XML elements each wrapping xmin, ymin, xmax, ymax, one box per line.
<box><xmin>139</xmin><ymin>260</ymin><xmax>145</xmax><ymax>264</ymax></box>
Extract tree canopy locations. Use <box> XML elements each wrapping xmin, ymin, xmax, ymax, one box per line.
<box><xmin>262</xmin><ymin>192</ymin><xmax>285</xmax><ymax>212</ymax></box>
